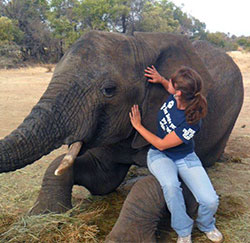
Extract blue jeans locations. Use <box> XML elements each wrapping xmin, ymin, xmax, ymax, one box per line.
<box><xmin>147</xmin><ymin>148</ymin><xmax>219</xmax><ymax>237</ymax></box>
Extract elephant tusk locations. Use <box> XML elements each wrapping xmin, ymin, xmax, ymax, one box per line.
<box><xmin>54</xmin><ymin>141</ymin><xmax>82</xmax><ymax>176</ymax></box>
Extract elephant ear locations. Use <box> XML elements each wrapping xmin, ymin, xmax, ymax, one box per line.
<box><xmin>131</xmin><ymin>34</ymin><xmax>212</xmax><ymax>149</ymax></box>
<box><xmin>131</xmin><ymin>82</ymin><xmax>168</xmax><ymax>149</ymax></box>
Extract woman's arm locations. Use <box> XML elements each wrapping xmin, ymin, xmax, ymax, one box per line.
<box><xmin>129</xmin><ymin>105</ymin><xmax>183</xmax><ymax>150</ymax></box>
<box><xmin>144</xmin><ymin>65</ymin><xmax>170</xmax><ymax>92</ymax></box>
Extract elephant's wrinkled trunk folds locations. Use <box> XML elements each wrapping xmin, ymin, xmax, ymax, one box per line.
<box><xmin>0</xmin><ymin>103</ymin><xmax>66</xmax><ymax>172</ymax></box>
<box><xmin>0</xmin><ymin>78</ymin><xmax>86</xmax><ymax>173</ymax></box>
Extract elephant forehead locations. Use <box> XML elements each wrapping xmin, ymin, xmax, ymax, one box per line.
<box><xmin>75</xmin><ymin>33</ymin><xmax>147</xmax><ymax>70</ymax></box>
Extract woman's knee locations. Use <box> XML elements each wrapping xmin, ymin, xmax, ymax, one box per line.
<box><xmin>200</xmin><ymin>194</ymin><xmax>219</xmax><ymax>210</ymax></box>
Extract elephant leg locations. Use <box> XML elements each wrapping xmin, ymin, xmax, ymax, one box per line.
<box><xmin>29</xmin><ymin>154</ymin><xmax>74</xmax><ymax>215</ymax></box>
<box><xmin>30</xmin><ymin>146</ymin><xmax>131</xmax><ymax>215</ymax></box>
<box><xmin>106</xmin><ymin>175</ymin><xmax>198</xmax><ymax>243</ymax></box>
<box><xmin>73</xmin><ymin>147</ymin><xmax>131</xmax><ymax>195</ymax></box>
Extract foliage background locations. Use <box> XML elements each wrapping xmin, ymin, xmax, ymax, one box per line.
<box><xmin>0</xmin><ymin>0</ymin><xmax>249</xmax><ymax>67</ymax></box>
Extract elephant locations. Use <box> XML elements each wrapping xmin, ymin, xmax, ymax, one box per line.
<box><xmin>0</xmin><ymin>31</ymin><xmax>243</xmax><ymax>240</ymax></box>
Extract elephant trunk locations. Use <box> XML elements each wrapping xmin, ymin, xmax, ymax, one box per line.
<box><xmin>0</xmin><ymin>101</ymin><xmax>69</xmax><ymax>173</ymax></box>
<box><xmin>0</xmin><ymin>67</ymin><xmax>103</xmax><ymax>174</ymax></box>
<box><xmin>0</xmin><ymin>76</ymin><xmax>90</xmax><ymax>173</ymax></box>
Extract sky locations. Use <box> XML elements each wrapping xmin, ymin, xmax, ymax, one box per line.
<box><xmin>171</xmin><ymin>0</ymin><xmax>250</xmax><ymax>36</ymax></box>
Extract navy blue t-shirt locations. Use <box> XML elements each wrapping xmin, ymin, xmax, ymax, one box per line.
<box><xmin>151</xmin><ymin>95</ymin><xmax>201</xmax><ymax>160</ymax></box>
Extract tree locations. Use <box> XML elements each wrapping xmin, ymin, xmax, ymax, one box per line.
<box><xmin>237</xmin><ymin>37</ymin><xmax>250</xmax><ymax>51</ymax></box>
<box><xmin>206</xmin><ymin>32</ymin><xmax>226</xmax><ymax>48</ymax></box>
<box><xmin>74</xmin><ymin>0</ymin><xmax>130</xmax><ymax>33</ymax></box>
<box><xmin>204</xmin><ymin>32</ymin><xmax>239</xmax><ymax>51</ymax></box>
<box><xmin>1</xmin><ymin>0</ymin><xmax>58</xmax><ymax>61</ymax></box>
<box><xmin>1</xmin><ymin>0</ymin><xmax>239</xmax><ymax>63</ymax></box>
<box><xmin>172</xmin><ymin>2</ymin><xmax>206</xmax><ymax>38</ymax></box>
<box><xmin>134</xmin><ymin>0</ymin><xmax>179</xmax><ymax>32</ymax></box>
<box><xmin>0</xmin><ymin>16</ymin><xmax>23</xmax><ymax>43</ymax></box>
<box><xmin>120</xmin><ymin>0</ymin><xmax>148</xmax><ymax>33</ymax></box>
<box><xmin>0</xmin><ymin>15</ymin><xmax>24</xmax><ymax>68</ymax></box>
<box><xmin>104</xmin><ymin>0</ymin><xmax>132</xmax><ymax>33</ymax></box>
<box><xmin>47</xmin><ymin>0</ymin><xmax>81</xmax><ymax>55</ymax></box>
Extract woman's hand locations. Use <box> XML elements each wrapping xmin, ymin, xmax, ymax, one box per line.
<box><xmin>129</xmin><ymin>104</ymin><xmax>142</xmax><ymax>130</ymax></box>
<box><xmin>144</xmin><ymin>65</ymin><xmax>163</xmax><ymax>84</ymax></box>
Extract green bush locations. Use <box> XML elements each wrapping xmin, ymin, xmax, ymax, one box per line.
<box><xmin>0</xmin><ymin>16</ymin><xmax>24</xmax><ymax>44</ymax></box>
<box><xmin>201</xmin><ymin>32</ymin><xmax>239</xmax><ymax>51</ymax></box>
<box><xmin>0</xmin><ymin>42</ymin><xmax>23</xmax><ymax>69</ymax></box>
<box><xmin>237</xmin><ymin>37</ymin><xmax>250</xmax><ymax>51</ymax></box>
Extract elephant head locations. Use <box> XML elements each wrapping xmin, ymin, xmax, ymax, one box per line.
<box><xmin>0</xmin><ymin>31</ymin><xmax>144</xmax><ymax>172</ymax></box>
<box><xmin>0</xmin><ymin>31</ymin><xmax>243</xmax><ymax>173</ymax></box>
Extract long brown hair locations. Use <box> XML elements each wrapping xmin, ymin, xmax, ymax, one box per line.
<box><xmin>171</xmin><ymin>66</ymin><xmax>207</xmax><ymax>124</ymax></box>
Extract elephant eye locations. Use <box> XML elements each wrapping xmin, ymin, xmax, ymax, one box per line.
<box><xmin>101</xmin><ymin>85</ymin><xmax>117</xmax><ymax>98</ymax></box>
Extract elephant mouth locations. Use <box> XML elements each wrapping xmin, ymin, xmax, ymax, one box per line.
<box><xmin>54</xmin><ymin>120</ymin><xmax>106</xmax><ymax>176</ymax></box>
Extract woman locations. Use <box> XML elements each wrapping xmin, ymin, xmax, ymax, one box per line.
<box><xmin>129</xmin><ymin>66</ymin><xmax>223</xmax><ymax>243</ymax></box>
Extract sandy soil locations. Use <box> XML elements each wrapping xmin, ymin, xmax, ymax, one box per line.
<box><xmin>0</xmin><ymin>67</ymin><xmax>53</xmax><ymax>137</ymax></box>
<box><xmin>0</xmin><ymin>52</ymin><xmax>249</xmax><ymax>242</ymax></box>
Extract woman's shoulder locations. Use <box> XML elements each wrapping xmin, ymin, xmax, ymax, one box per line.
<box><xmin>166</xmin><ymin>94</ymin><xmax>175</xmax><ymax>106</ymax></box>
<box><xmin>168</xmin><ymin>94</ymin><xmax>174</xmax><ymax>100</ymax></box>
<box><xmin>188</xmin><ymin>119</ymin><xmax>202</xmax><ymax>130</ymax></box>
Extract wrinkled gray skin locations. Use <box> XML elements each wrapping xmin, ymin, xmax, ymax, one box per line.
<box><xmin>106</xmin><ymin>175</ymin><xmax>198</xmax><ymax>242</ymax></box>
<box><xmin>0</xmin><ymin>31</ymin><xmax>243</xmax><ymax>241</ymax></box>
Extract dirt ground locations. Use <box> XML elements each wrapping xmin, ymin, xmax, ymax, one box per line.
<box><xmin>0</xmin><ymin>52</ymin><xmax>249</xmax><ymax>242</ymax></box>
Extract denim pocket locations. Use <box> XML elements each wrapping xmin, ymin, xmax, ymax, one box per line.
<box><xmin>183</xmin><ymin>152</ymin><xmax>202</xmax><ymax>168</ymax></box>
<box><xmin>147</xmin><ymin>149</ymin><xmax>164</xmax><ymax>163</ymax></box>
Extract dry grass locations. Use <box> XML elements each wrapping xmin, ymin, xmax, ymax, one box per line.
<box><xmin>0</xmin><ymin>190</ymin><xmax>127</xmax><ymax>243</ymax></box>
<box><xmin>41</xmin><ymin>64</ymin><xmax>55</xmax><ymax>73</ymax></box>
<box><xmin>1</xmin><ymin>206</ymin><xmax>101</xmax><ymax>242</ymax></box>
<box><xmin>0</xmin><ymin>157</ymin><xmax>127</xmax><ymax>243</ymax></box>
<box><xmin>0</xmin><ymin>158</ymin><xmax>249</xmax><ymax>243</ymax></box>
<box><xmin>228</xmin><ymin>51</ymin><xmax>250</xmax><ymax>73</ymax></box>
